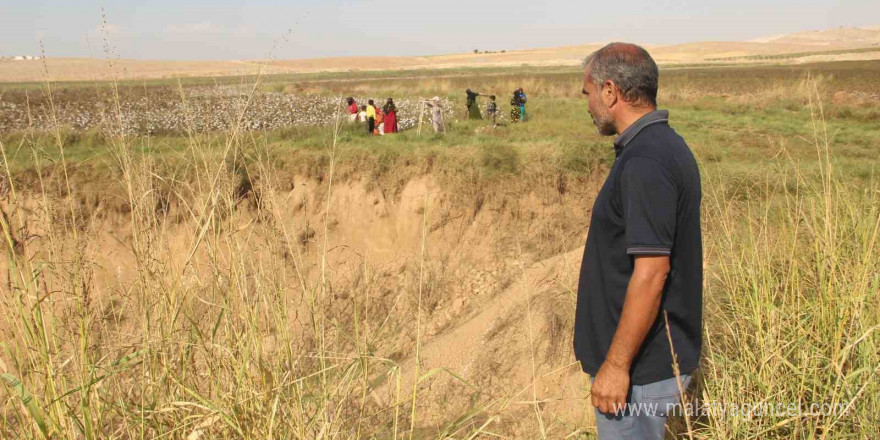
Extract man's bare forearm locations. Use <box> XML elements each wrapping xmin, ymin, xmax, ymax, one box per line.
<box><xmin>604</xmin><ymin>256</ymin><xmax>670</xmax><ymax>369</ymax></box>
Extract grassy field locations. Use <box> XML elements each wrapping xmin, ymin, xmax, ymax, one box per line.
<box><xmin>705</xmin><ymin>46</ymin><xmax>880</xmax><ymax>61</ymax></box>
<box><xmin>0</xmin><ymin>61</ymin><xmax>878</xmax><ymax>439</ymax></box>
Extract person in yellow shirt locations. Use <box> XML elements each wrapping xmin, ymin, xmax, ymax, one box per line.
<box><xmin>366</xmin><ymin>100</ymin><xmax>377</xmax><ymax>134</ymax></box>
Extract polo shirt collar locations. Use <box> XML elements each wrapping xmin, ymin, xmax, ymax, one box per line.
<box><xmin>613</xmin><ymin>109</ymin><xmax>669</xmax><ymax>157</ymax></box>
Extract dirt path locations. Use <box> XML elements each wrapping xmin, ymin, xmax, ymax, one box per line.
<box><xmin>373</xmin><ymin>245</ymin><xmax>592</xmax><ymax>432</ymax></box>
<box><xmin>406</xmin><ymin>247</ymin><xmax>582</xmax><ymax>378</ymax></box>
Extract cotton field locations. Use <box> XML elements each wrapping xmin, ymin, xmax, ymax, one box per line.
<box><xmin>0</xmin><ymin>84</ymin><xmax>457</xmax><ymax>135</ymax></box>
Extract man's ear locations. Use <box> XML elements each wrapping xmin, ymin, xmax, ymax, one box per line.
<box><xmin>601</xmin><ymin>80</ymin><xmax>619</xmax><ymax>108</ymax></box>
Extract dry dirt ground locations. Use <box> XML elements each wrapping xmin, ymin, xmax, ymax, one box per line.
<box><xmin>0</xmin><ymin>166</ymin><xmax>603</xmax><ymax>436</ymax></box>
<box><xmin>2</xmin><ymin>26</ymin><xmax>878</xmax><ymax>83</ymax></box>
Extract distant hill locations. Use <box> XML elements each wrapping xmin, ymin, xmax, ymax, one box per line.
<box><xmin>2</xmin><ymin>26</ymin><xmax>879</xmax><ymax>83</ymax></box>
<box><xmin>750</xmin><ymin>26</ymin><xmax>880</xmax><ymax>46</ymax></box>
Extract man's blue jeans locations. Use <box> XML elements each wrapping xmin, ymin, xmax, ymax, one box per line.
<box><xmin>591</xmin><ymin>374</ymin><xmax>692</xmax><ymax>440</ymax></box>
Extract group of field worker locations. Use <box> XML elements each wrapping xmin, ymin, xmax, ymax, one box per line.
<box><xmin>345</xmin><ymin>88</ymin><xmax>528</xmax><ymax>135</ymax></box>
<box><xmin>465</xmin><ymin>87</ymin><xmax>528</xmax><ymax>126</ymax></box>
<box><xmin>346</xmin><ymin>97</ymin><xmax>398</xmax><ymax>135</ymax></box>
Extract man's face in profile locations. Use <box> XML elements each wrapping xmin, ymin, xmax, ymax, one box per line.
<box><xmin>583</xmin><ymin>68</ymin><xmax>617</xmax><ymax>136</ymax></box>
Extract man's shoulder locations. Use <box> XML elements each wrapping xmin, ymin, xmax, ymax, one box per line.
<box><xmin>627</xmin><ymin>124</ymin><xmax>693</xmax><ymax>162</ymax></box>
<box><xmin>631</xmin><ymin>121</ymin><xmax>687</xmax><ymax>146</ymax></box>
<box><xmin>620</xmin><ymin>124</ymin><xmax>699</xmax><ymax>185</ymax></box>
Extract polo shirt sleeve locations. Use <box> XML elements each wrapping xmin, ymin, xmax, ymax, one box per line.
<box><xmin>620</xmin><ymin>157</ymin><xmax>677</xmax><ymax>256</ymax></box>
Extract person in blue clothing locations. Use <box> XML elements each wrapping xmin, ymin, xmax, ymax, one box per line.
<box><xmin>517</xmin><ymin>88</ymin><xmax>527</xmax><ymax>121</ymax></box>
<box><xmin>510</xmin><ymin>88</ymin><xmax>527</xmax><ymax>122</ymax></box>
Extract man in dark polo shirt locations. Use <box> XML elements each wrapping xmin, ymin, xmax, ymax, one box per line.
<box><xmin>574</xmin><ymin>43</ymin><xmax>702</xmax><ymax>439</ymax></box>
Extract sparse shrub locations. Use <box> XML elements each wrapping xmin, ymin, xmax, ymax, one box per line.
<box><xmin>375</xmin><ymin>149</ymin><xmax>400</xmax><ymax>177</ymax></box>
<box><xmin>558</xmin><ymin>141</ymin><xmax>605</xmax><ymax>176</ymax></box>
<box><xmin>479</xmin><ymin>143</ymin><xmax>519</xmax><ymax>175</ymax></box>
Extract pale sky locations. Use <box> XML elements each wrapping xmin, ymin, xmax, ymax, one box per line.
<box><xmin>0</xmin><ymin>0</ymin><xmax>877</xmax><ymax>60</ymax></box>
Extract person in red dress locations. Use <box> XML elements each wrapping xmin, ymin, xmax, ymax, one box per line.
<box><xmin>383</xmin><ymin>98</ymin><xmax>398</xmax><ymax>133</ymax></box>
<box><xmin>346</xmin><ymin>97</ymin><xmax>359</xmax><ymax>122</ymax></box>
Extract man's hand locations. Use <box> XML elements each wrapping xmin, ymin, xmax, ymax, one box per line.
<box><xmin>591</xmin><ymin>360</ymin><xmax>631</xmax><ymax>415</ymax></box>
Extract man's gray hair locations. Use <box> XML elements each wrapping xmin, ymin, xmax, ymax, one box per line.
<box><xmin>582</xmin><ymin>43</ymin><xmax>659</xmax><ymax>107</ymax></box>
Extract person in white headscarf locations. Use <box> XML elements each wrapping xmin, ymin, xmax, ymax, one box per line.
<box><xmin>422</xmin><ymin>96</ymin><xmax>445</xmax><ymax>133</ymax></box>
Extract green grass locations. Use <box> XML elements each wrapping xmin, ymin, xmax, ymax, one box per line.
<box><xmin>4</xmin><ymin>84</ymin><xmax>877</xmax><ymax>188</ymax></box>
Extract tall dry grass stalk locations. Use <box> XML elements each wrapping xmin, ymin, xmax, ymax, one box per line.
<box><xmin>696</xmin><ymin>78</ymin><xmax>879</xmax><ymax>438</ymax></box>
<box><xmin>0</xmin><ymin>22</ymin><xmax>409</xmax><ymax>439</ymax></box>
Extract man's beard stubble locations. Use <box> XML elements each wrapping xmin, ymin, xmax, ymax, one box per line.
<box><xmin>591</xmin><ymin>108</ymin><xmax>618</xmax><ymax>137</ymax></box>
<box><xmin>593</xmin><ymin>114</ymin><xmax>618</xmax><ymax>136</ymax></box>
